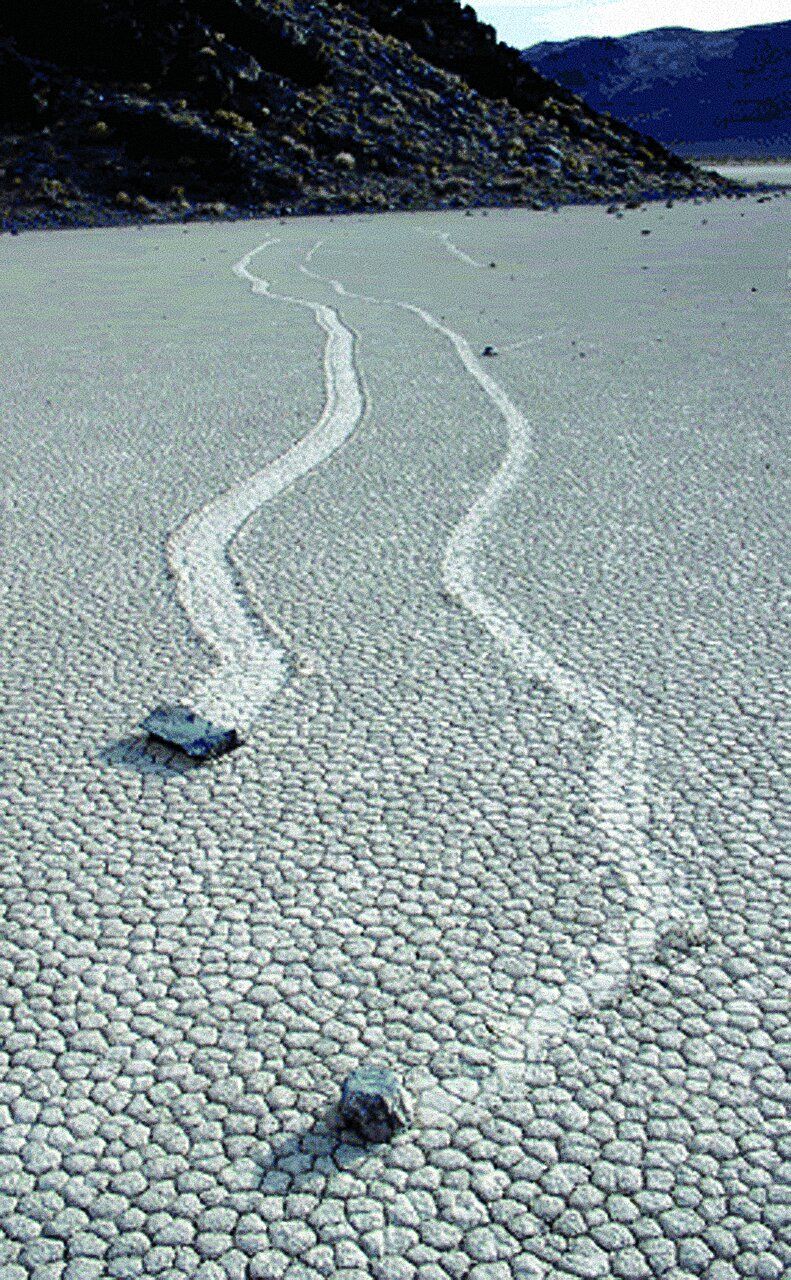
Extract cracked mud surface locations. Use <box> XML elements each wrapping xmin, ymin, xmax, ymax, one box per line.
<box><xmin>1</xmin><ymin>200</ymin><xmax>788</xmax><ymax>1279</ymax></box>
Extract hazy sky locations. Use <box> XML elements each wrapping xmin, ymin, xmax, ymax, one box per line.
<box><xmin>469</xmin><ymin>1</ymin><xmax>790</xmax><ymax>48</ymax></box>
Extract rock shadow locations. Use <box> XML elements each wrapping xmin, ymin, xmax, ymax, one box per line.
<box><xmin>99</xmin><ymin>733</ymin><xmax>204</xmax><ymax>777</ymax></box>
<box><xmin>255</xmin><ymin>1105</ymin><xmax>375</xmax><ymax>1192</ymax></box>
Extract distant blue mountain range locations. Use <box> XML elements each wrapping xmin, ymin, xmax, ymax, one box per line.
<box><xmin>524</xmin><ymin>21</ymin><xmax>791</xmax><ymax>158</ymax></box>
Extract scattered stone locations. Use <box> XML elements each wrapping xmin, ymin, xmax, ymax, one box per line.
<box><xmin>339</xmin><ymin>1064</ymin><xmax>413</xmax><ymax>1143</ymax></box>
<box><xmin>142</xmin><ymin>704</ymin><xmax>240</xmax><ymax>759</ymax></box>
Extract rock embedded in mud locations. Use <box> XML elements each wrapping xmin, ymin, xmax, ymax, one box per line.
<box><xmin>340</xmin><ymin>1064</ymin><xmax>413</xmax><ymax>1143</ymax></box>
<box><xmin>142</xmin><ymin>704</ymin><xmax>240</xmax><ymax>759</ymax></box>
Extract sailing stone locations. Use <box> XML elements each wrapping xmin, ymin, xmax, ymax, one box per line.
<box><xmin>340</xmin><ymin>1064</ymin><xmax>413</xmax><ymax>1143</ymax></box>
<box><xmin>142</xmin><ymin>704</ymin><xmax>240</xmax><ymax>760</ymax></box>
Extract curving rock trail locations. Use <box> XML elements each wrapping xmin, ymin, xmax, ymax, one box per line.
<box><xmin>299</xmin><ymin>240</ymin><xmax>705</xmax><ymax>1103</ymax></box>
<box><xmin>167</xmin><ymin>225</ymin><xmax>701</xmax><ymax>1115</ymax></box>
<box><xmin>167</xmin><ymin>241</ymin><xmax>365</xmax><ymax>728</ymax></box>
<box><xmin>421</xmin><ymin>227</ymin><xmax>485</xmax><ymax>268</ymax></box>
<box><xmin>1</xmin><ymin>202</ymin><xmax>787</xmax><ymax>1280</ymax></box>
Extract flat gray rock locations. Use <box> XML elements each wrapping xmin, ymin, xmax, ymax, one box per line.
<box><xmin>142</xmin><ymin>704</ymin><xmax>240</xmax><ymax>759</ymax></box>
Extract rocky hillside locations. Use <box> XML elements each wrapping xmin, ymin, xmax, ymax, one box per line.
<box><xmin>1</xmin><ymin>0</ymin><xmax>731</xmax><ymax>232</ymax></box>
<box><xmin>525</xmin><ymin>21</ymin><xmax>791</xmax><ymax>159</ymax></box>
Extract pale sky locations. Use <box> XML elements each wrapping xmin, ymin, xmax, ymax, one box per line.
<box><xmin>469</xmin><ymin>2</ymin><xmax>791</xmax><ymax>49</ymax></box>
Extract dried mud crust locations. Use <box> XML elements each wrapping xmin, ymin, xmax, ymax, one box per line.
<box><xmin>1</xmin><ymin>198</ymin><xmax>787</xmax><ymax>1280</ymax></box>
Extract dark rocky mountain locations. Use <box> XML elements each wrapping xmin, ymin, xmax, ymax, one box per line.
<box><xmin>1</xmin><ymin>0</ymin><xmax>731</xmax><ymax>232</ymax></box>
<box><xmin>524</xmin><ymin>21</ymin><xmax>791</xmax><ymax>159</ymax></box>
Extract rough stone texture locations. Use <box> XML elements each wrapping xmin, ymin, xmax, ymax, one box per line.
<box><xmin>340</xmin><ymin>1066</ymin><xmax>413</xmax><ymax>1144</ymax></box>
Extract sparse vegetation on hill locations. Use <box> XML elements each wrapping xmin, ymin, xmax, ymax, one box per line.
<box><xmin>0</xmin><ymin>0</ymin><xmax>733</xmax><ymax>231</ymax></box>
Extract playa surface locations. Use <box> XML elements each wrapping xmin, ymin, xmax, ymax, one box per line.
<box><xmin>702</xmin><ymin>162</ymin><xmax>791</xmax><ymax>187</ymax></box>
<box><xmin>1</xmin><ymin>196</ymin><xmax>789</xmax><ymax>1280</ymax></box>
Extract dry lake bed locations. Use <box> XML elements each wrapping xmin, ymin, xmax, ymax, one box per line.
<box><xmin>701</xmin><ymin>162</ymin><xmax>791</xmax><ymax>189</ymax></box>
<box><xmin>1</xmin><ymin>194</ymin><xmax>789</xmax><ymax>1280</ymax></box>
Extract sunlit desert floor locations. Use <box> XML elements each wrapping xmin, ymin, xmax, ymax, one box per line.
<box><xmin>702</xmin><ymin>161</ymin><xmax>791</xmax><ymax>187</ymax></box>
<box><xmin>1</xmin><ymin>193</ymin><xmax>789</xmax><ymax>1280</ymax></box>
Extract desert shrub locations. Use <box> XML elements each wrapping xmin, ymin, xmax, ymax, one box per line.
<box><xmin>432</xmin><ymin>174</ymin><xmax>473</xmax><ymax>193</ymax></box>
<box><xmin>281</xmin><ymin>136</ymin><xmax>316</xmax><ymax>161</ymax></box>
<box><xmin>369</xmin><ymin>85</ymin><xmax>404</xmax><ymax>113</ymax></box>
<box><xmin>367</xmin><ymin>115</ymin><xmax>398</xmax><ymax>135</ymax></box>
<box><xmin>214</xmin><ymin>108</ymin><xmax>256</xmax><ymax>134</ymax></box>
<box><xmin>37</xmin><ymin>177</ymin><xmax>69</xmax><ymax>205</ymax></box>
<box><xmin>255</xmin><ymin>163</ymin><xmax>305</xmax><ymax>198</ymax></box>
<box><xmin>634</xmin><ymin>143</ymin><xmax>663</xmax><ymax>169</ymax></box>
<box><xmin>495</xmin><ymin>174</ymin><xmax>526</xmax><ymax>193</ymax></box>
